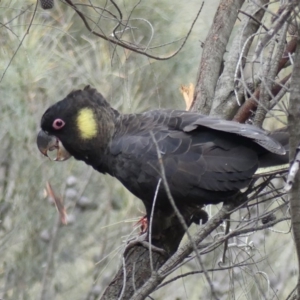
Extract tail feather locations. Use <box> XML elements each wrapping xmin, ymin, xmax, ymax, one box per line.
<box><xmin>256</xmin><ymin>126</ymin><xmax>289</xmax><ymax>175</ymax></box>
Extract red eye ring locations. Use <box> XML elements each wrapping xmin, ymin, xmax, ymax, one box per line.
<box><xmin>52</xmin><ymin>119</ymin><xmax>65</xmax><ymax>130</ymax></box>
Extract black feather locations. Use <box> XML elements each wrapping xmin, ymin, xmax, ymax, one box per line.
<box><xmin>39</xmin><ymin>86</ymin><xmax>288</xmax><ymax>216</ymax></box>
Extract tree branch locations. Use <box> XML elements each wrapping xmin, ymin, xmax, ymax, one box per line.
<box><xmin>130</xmin><ymin>200</ymin><xmax>240</xmax><ymax>300</ymax></box>
<box><xmin>63</xmin><ymin>0</ymin><xmax>204</xmax><ymax>61</ymax></box>
<box><xmin>287</xmin><ymin>29</ymin><xmax>300</xmax><ymax>299</ymax></box>
<box><xmin>211</xmin><ymin>0</ymin><xmax>268</xmax><ymax>119</ymax></box>
<box><xmin>190</xmin><ymin>0</ymin><xmax>245</xmax><ymax>115</ymax></box>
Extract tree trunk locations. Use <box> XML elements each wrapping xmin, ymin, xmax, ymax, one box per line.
<box><xmin>288</xmin><ymin>32</ymin><xmax>300</xmax><ymax>299</ymax></box>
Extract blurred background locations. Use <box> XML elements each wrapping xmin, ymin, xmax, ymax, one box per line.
<box><xmin>0</xmin><ymin>1</ymin><xmax>295</xmax><ymax>299</ymax></box>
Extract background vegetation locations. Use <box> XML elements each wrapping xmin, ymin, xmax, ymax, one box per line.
<box><xmin>0</xmin><ymin>0</ymin><xmax>297</xmax><ymax>299</ymax></box>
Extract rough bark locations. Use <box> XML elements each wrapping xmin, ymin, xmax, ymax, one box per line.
<box><xmin>101</xmin><ymin>207</ymin><xmax>195</xmax><ymax>299</ymax></box>
<box><xmin>191</xmin><ymin>0</ymin><xmax>245</xmax><ymax>115</ymax></box>
<box><xmin>101</xmin><ymin>247</ymin><xmax>166</xmax><ymax>300</ymax></box>
<box><xmin>211</xmin><ymin>0</ymin><xmax>268</xmax><ymax>119</ymax></box>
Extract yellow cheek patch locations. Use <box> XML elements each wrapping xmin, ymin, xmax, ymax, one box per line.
<box><xmin>76</xmin><ymin>108</ymin><xmax>98</xmax><ymax>139</ymax></box>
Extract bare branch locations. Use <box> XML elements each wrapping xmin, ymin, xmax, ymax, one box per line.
<box><xmin>253</xmin><ymin>0</ymin><xmax>299</xmax><ymax>61</ymax></box>
<box><xmin>254</xmin><ymin>20</ymin><xmax>289</xmax><ymax>127</ymax></box>
<box><xmin>63</xmin><ymin>0</ymin><xmax>204</xmax><ymax>61</ymax></box>
<box><xmin>0</xmin><ymin>3</ymin><xmax>37</xmax><ymax>83</ymax></box>
<box><xmin>233</xmin><ymin>73</ymin><xmax>291</xmax><ymax>123</ymax></box>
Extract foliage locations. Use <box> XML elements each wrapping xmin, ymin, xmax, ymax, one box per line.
<box><xmin>0</xmin><ymin>0</ymin><xmax>298</xmax><ymax>299</ymax></box>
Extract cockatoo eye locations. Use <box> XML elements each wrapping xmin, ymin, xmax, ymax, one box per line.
<box><xmin>52</xmin><ymin>119</ymin><xmax>65</xmax><ymax>130</ymax></box>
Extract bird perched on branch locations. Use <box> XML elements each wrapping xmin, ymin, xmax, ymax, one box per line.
<box><xmin>37</xmin><ymin>86</ymin><xmax>288</xmax><ymax>233</ymax></box>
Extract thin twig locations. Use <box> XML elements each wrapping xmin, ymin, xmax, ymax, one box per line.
<box><xmin>63</xmin><ymin>0</ymin><xmax>204</xmax><ymax>61</ymax></box>
<box><xmin>238</xmin><ymin>9</ymin><xmax>269</xmax><ymax>31</ymax></box>
<box><xmin>0</xmin><ymin>3</ymin><xmax>37</xmax><ymax>83</ymax></box>
<box><xmin>148</xmin><ymin>178</ymin><xmax>162</xmax><ymax>271</ymax></box>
